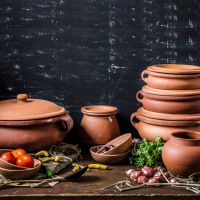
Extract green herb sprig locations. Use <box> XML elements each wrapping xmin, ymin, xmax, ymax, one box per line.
<box><xmin>129</xmin><ymin>137</ymin><xmax>164</xmax><ymax>167</ymax></box>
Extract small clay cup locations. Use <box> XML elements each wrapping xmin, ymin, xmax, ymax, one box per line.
<box><xmin>90</xmin><ymin>145</ymin><xmax>129</xmax><ymax>164</ymax></box>
<box><xmin>80</xmin><ymin>105</ymin><xmax>120</xmax><ymax>145</ymax></box>
<box><xmin>162</xmin><ymin>131</ymin><xmax>200</xmax><ymax>177</ymax></box>
<box><xmin>96</xmin><ymin>133</ymin><xmax>132</xmax><ymax>155</ymax></box>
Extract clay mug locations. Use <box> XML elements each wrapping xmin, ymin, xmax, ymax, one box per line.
<box><xmin>79</xmin><ymin>105</ymin><xmax>120</xmax><ymax>145</ymax></box>
<box><xmin>162</xmin><ymin>131</ymin><xmax>200</xmax><ymax>177</ymax></box>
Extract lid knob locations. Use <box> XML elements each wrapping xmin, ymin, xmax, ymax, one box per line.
<box><xmin>17</xmin><ymin>94</ymin><xmax>28</xmax><ymax>102</ymax></box>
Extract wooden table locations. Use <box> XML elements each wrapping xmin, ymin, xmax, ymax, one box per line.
<box><xmin>0</xmin><ymin>159</ymin><xmax>199</xmax><ymax>200</ymax></box>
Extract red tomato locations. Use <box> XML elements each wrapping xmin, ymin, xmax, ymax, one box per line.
<box><xmin>1</xmin><ymin>152</ymin><xmax>16</xmax><ymax>165</ymax></box>
<box><xmin>16</xmin><ymin>154</ymin><xmax>34</xmax><ymax>168</ymax></box>
<box><xmin>12</xmin><ymin>149</ymin><xmax>27</xmax><ymax>159</ymax></box>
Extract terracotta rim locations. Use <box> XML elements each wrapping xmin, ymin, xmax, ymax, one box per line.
<box><xmin>142</xmin><ymin>69</ymin><xmax>200</xmax><ymax>79</ymax></box>
<box><xmin>148</xmin><ymin>64</ymin><xmax>200</xmax><ymax>74</ymax></box>
<box><xmin>137</xmin><ymin>90</ymin><xmax>200</xmax><ymax>101</ymax></box>
<box><xmin>81</xmin><ymin>105</ymin><xmax>118</xmax><ymax>116</ymax></box>
<box><xmin>171</xmin><ymin>131</ymin><xmax>200</xmax><ymax>141</ymax></box>
<box><xmin>0</xmin><ymin>113</ymin><xmax>72</xmax><ymax>126</ymax></box>
<box><xmin>142</xmin><ymin>85</ymin><xmax>200</xmax><ymax>96</ymax></box>
<box><xmin>131</xmin><ymin>112</ymin><xmax>200</xmax><ymax>127</ymax></box>
<box><xmin>137</xmin><ymin>107</ymin><xmax>200</xmax><ymax>121</ymax></box>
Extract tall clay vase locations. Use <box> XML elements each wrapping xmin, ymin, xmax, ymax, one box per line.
<box><xmin>162</xmin><ymin>131</ymin><xmax>200</xmax><ymax>177</ymax></box>
<box><xmin>79</xmin><ymin>105</ymin><xmax>120</xmax><ymax>145</ymax></box>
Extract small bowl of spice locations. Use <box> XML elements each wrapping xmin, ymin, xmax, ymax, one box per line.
<box><xmin>90</xmin><ymin>145</ymin><xmax>130</xmax><ymax>164</ymax></box>
<box><xmin>96</xmin><ymin>133</ymin><xmax>132</xmax><ymax>155</ymax></box>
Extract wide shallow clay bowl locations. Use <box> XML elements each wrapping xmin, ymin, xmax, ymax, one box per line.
<box><xmin>90</xmin><ymin>145</ymin><xmax>129</xmax><ymax>164</ymax></box>
<box><xmin>131</xmin><ymin>108</ymin><xmax>200</xmax><ymax>141</ymax></box>
<box><xmin>147</xmin><ymin>64</ymin><xmax>200</xmax><ymax>74</ymax></box>
<box><xmin>141</xmin><ymin>69</ymin><xmax>200</xmax><ymax>90</ymax></box>
<box><xmin>137</xmin><ymin>86</ymin><xmax>200</xmax><ymax>114</ymax></box>
<box><xmin>0</xmin><ymin>149</ymin><xmax>30</xmax><ymax>170</ymax></box>
<box><xmin>162</xmin><ymin>131</ymin><xmax>200</xmax><ymax>177</ymax></box>
<box><xmin>80</xmin><ymin>105</ymin><xmax>120</xmax><ymax>145</ymax></box>
<box><xmin>0</xmin><ymin>159</ymin><xmax>41</xmax><ymax>180</ymax></box>
<box><xmin>96</xmin><ymin>133</ymin><xmax>132</xmax><ymax>155</ymax></box>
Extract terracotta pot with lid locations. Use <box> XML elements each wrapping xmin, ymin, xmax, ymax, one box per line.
<box><xmin>162</xmin><ymin>131</ymin><xmax>200</xmax><ymax>177</ymax></box>
<box><xmin>0</xmin><ymin>94</ymin><xmax>74</xmax><ymax>151</ymax></box>
<box><xmin>79</xmin><ymin>105</ymin><xmax>120</xmax><ymax>145</ymax></box>
<box><xmin>137</xmin><ymin>86</ymin><xmax>200</xmax><ymax>114</ymax></box>
<box><xmin>131</xmin><ymin>108</ymin><xmax>200</xmax><ymax>141</ymax></box>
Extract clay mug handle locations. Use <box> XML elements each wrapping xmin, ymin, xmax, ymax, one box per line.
<box><xmin>130</xmin><ymin>112</ymin><xmax>140</xmax><ymax>128</ymax></box>
<box><xmin>136</xmin><ymin>91</ymin><xmax>144</xmax><ymax>103</ymax></box>
<box><xmin>51</xmin><ymin>114</ymin><xmax>74</xmax><ymax>133</ymax></box>
<box><xmin>141</xmin><ymin>70</ymin><xmax>149</xmax><ymax>83</ymax></box>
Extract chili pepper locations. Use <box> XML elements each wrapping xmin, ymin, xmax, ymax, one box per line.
<box><xmin>35</xmin><ymin>150</ymin><xmax>49</xmax><ymax>157</ymax></box>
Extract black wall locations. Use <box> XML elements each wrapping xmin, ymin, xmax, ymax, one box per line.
<box><xmin>0</xmin><ymin>0</ymin><xmax>200</xmax><ymax>135</ymax></box>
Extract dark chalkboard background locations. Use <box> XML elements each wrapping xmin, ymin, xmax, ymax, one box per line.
<box><xmin>0</xmin><ymin>0</ymin><xmax>200</xmax><ymax>137</ymax></box>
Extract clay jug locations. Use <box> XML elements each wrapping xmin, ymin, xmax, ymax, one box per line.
<box><xmin>79</xmin><ymin>105</ymin><xmax>120</xmax><ymax>145</ymax></box>
<box><xmin>162</xmin><ymin>131</ymin><xmax>200</xmax><ymax>177</ymax></box>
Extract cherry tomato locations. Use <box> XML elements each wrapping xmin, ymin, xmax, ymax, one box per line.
<box><xmin>1</xmin><ymin>152</ymin><xmax>16</xmax><ymax>165</ymax></box>
<box><xmin>16</xmin><ymin>154</ymin><xmax>34</xmax><ymax>168</ymax></box>
<box><xmin>12</xmin><ymin>149</ymin><xmax>27</xmax><ymax>159</ymax></box>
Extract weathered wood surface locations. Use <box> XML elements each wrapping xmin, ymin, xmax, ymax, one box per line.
<box><xmin>0</xmin><ymin>159</ymin><xmax>199</xmax><ymax>200</ymax></box>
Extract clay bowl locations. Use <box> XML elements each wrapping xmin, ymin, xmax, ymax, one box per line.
<box><xmin>141</xmin><ymin>69</ymin><xmax>200</xmax><ymax>90</ymax></box>
<box><xmin>137</xmin><ymin>86</ymin><xmax>200</xmax><ymax>114</ymax></box>
<box><xmin>96</xmin><ymin>133</ymin><xmax>132</xmax><ymax>155</ymax></box>
<box><xmin>90</xmin><ymin>145</ymin><xmax>129</xmax><ymax>164</ymax></box>
<box><xmin>162</xmin><ymin>131</ymin><xmax>200</xmax><ymax>177</ymax></box>
<box><xmin>147</xmin><ymin>64</ymin><xmax>200</xmax><ymax>74</ymax></box>
<box><xmin>0</xmin><ymin>159</ymin><xmax>41</xmax><ymax>180</ymax></box>
<box><xmin>131</xmin><ymin>108</ymin><xmax>200</xmax><ymax>141</ymax></box>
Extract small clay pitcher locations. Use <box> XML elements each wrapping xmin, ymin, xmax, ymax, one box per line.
<box><xmin>79</xmin><ymin>105</ymin><xmax>120</xmax><ymax>145</ymax></box>
<box><xmin>162</xmin><ymin>131</ymin><xmax>200</xmax><ymax>177</ymax></box>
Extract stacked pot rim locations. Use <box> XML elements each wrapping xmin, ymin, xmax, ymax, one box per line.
<box><xmin>132</xmin><ymin>64</ymin><xmax>200</xmax><ymax>141</ymax></box>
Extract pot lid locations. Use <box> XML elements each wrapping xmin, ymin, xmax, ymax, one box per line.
<box><xmin>142</xmin><ymin>85</ymin><xmax>200</xmax><ymax>96</ymax></box>
<box><xmin>148</xmin><ymin>64</ymin><xmax>200</xmax><ymax>74</ymax></box>
<box><xmin>137</xmin><ymin>107</ymin><xmax>200</xmax><ymax>121</ymax></box>
<box><xmin>0</xmin><ymin>94</ymin><xmax>66</xmax><ymax>121</ymax></box>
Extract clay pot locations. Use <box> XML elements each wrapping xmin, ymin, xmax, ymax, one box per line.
<box><xmin>80</xmin><ymin>105</ymin><xmax>120</xmax><ymax>145</ymax></box>
<box><xmin>130</xmin><ymin>108</ymin><xmax>200</xmax><ymax>141</ymax></box>
<box><xmin>147</xmin><ymin>64</ymin><xmax>200</xmax><ymax>74</ymax></box>
<box><xmin>136</xmin><ymin>86</ymin><xmax>200</xmax><ymax>114</ymax></box>
<box><xmin>0</xmin><ymin>94</ymin><xmax>74</xmax><ymax>151</ymax></box>
<box><xmin>162</xmin><ymin>131</ymin><xmax>200</xmax><ymax>177</ymax></box>
<box><xmin>141</xmin><ymin>69</ymin><xmax>200</xmax><ymax>90</ymax></box>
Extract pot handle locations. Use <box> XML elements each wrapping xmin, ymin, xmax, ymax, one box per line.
<box><xmin>130</xmin><ymin>112</ymin><xmax>140</xmax><ymax>128</ymax></box>
<box><xmin>141</xmin><ymin>70</ymin><xmax>149</xmax><ymax>83</ymax></box>
<box><xmin>51</xmin><ymin>114</ymin><xmax>74</xmax><ymax>133</ymax></box>
<box><xmin>136</xmin><ymin>91</ymin><xmax>144</xmax><ymax>103</ymax></box>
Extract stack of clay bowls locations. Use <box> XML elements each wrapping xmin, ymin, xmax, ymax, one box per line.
<box><xmin>131</xmin><ymin>64</ymin><xmax>200</xmax><ymax>141</ymax></box>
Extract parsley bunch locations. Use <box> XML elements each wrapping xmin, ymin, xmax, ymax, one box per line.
<box><xmin>129</xmin><ymin>137</ymin><xmax>164</xmax><ymax>167</ymax></box>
